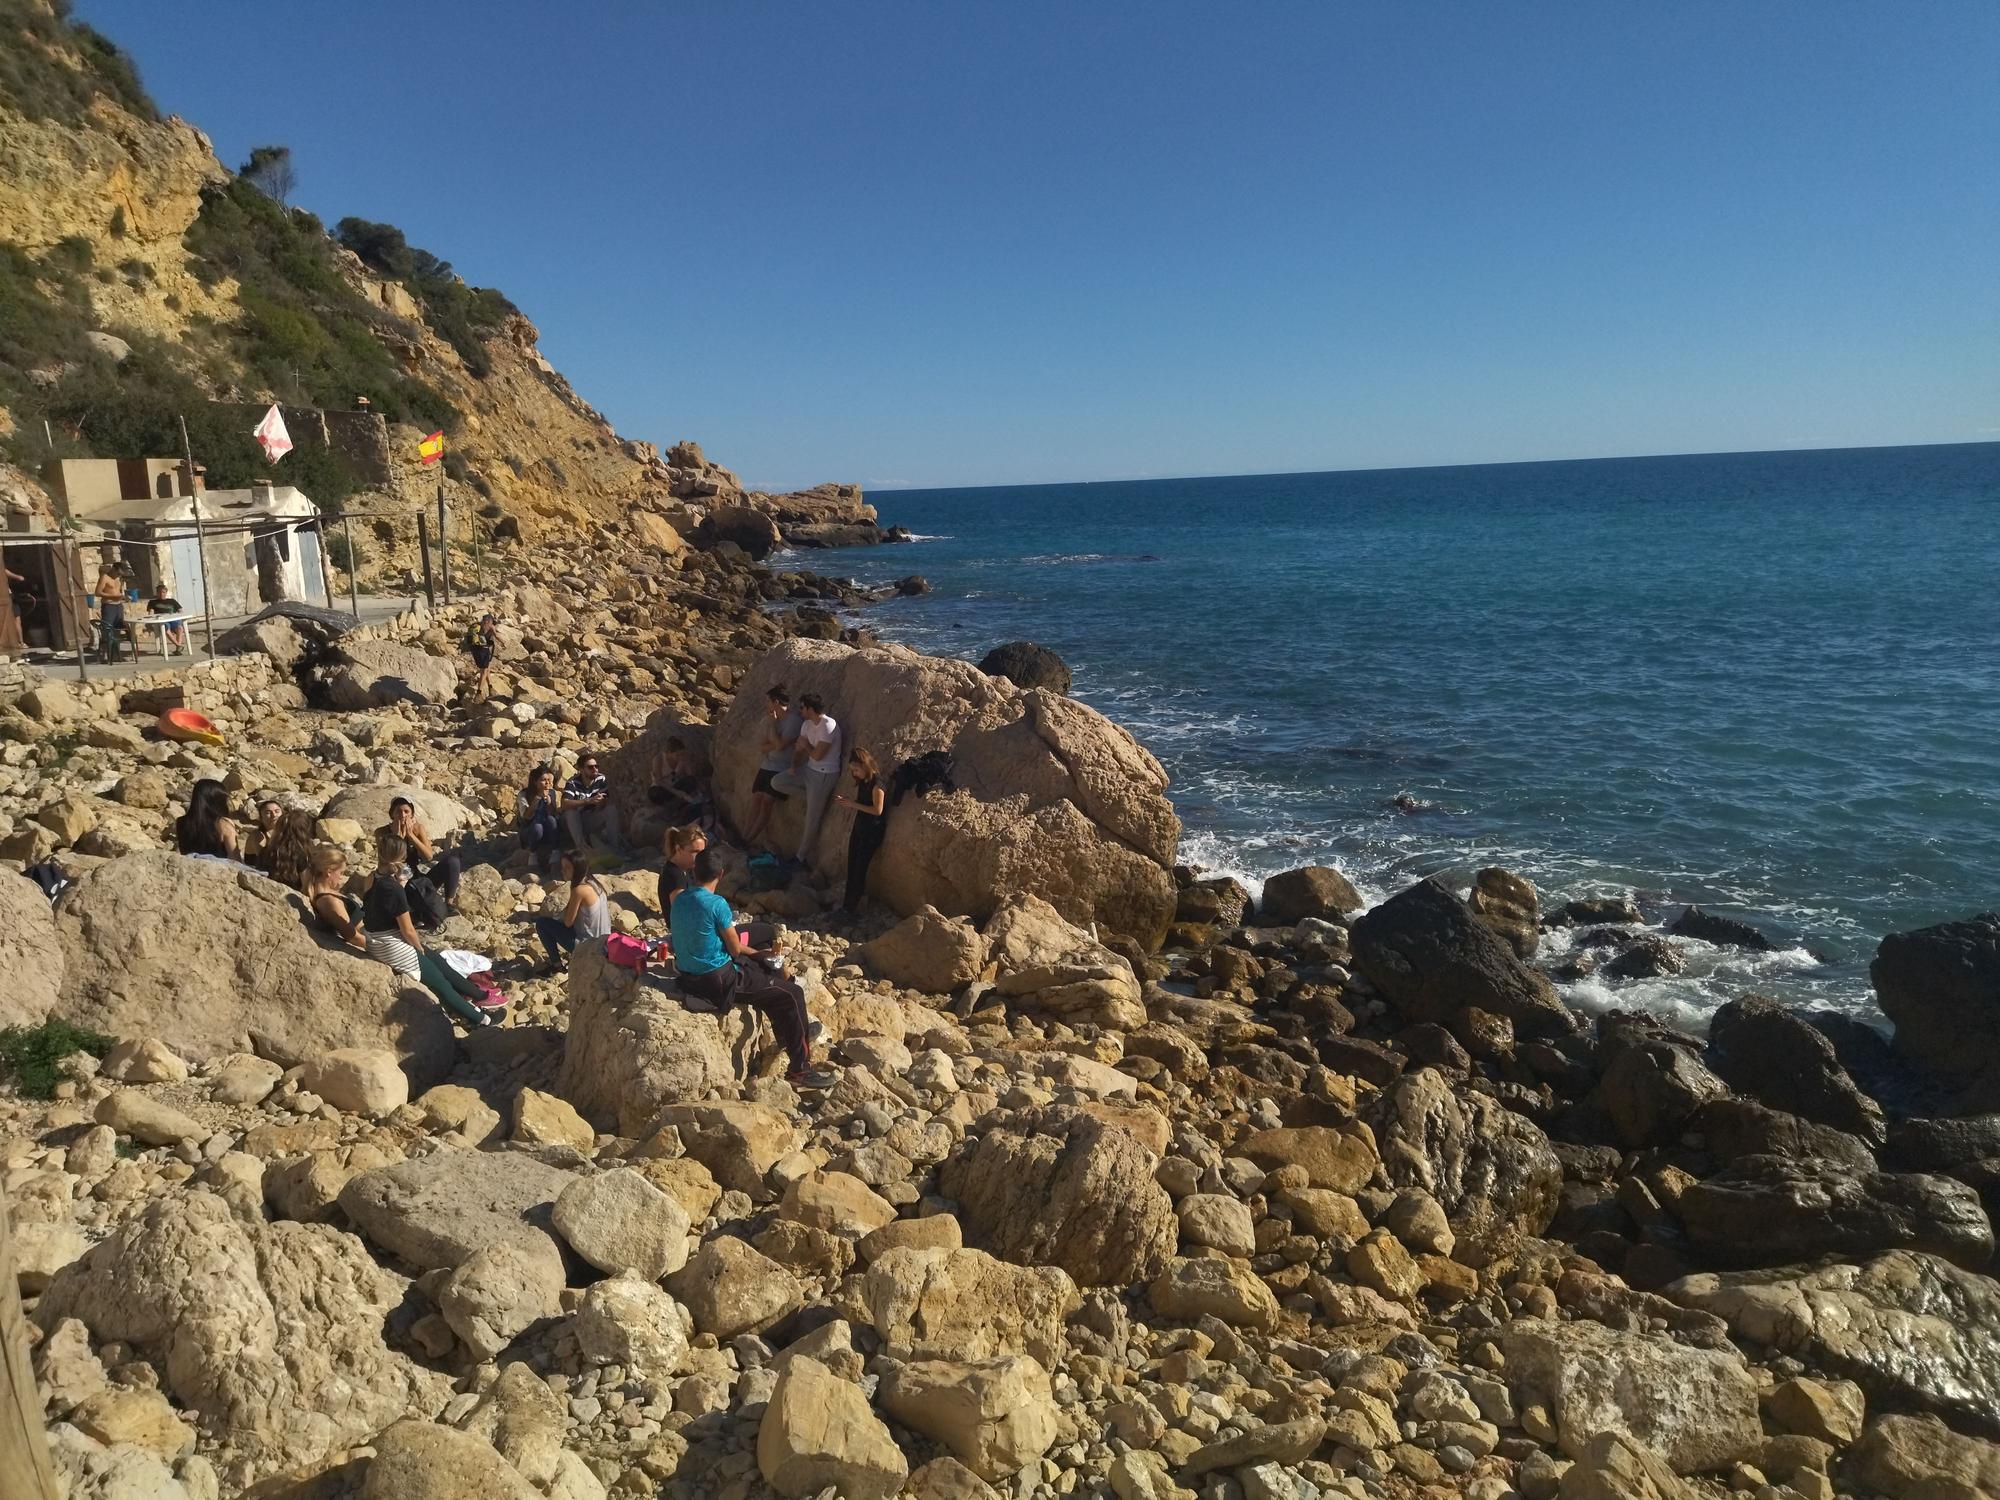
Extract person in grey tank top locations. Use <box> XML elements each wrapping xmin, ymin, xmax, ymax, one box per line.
<box><xmin>535</xmin><ymin>848</ymin><xmax>613</xmax><ymax>973</ymax></box>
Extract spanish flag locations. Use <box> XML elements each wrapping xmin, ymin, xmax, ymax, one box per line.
<box><xmin>418</xmin><ymin>430</ymin><xmax>445</xmax><ymax>465</ymax></box>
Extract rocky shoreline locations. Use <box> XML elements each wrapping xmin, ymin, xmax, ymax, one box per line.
<box><xmin>1</xmin><ymin>496</ymin><xmax>1997</xmax><ymax>1500</ymax></box>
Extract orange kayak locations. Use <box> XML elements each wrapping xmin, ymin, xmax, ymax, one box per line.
<box><xmin>157</xmin><ymin>708</ymin><xmax>224</xmax><ymax>746</ymax></box>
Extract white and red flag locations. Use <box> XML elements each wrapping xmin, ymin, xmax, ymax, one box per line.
<box><xmin>253</xmin><ymin>403</ymin><xmax>293</xmax><ymax>463</ymax></box>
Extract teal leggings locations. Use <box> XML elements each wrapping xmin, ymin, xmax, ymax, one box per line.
<box><xmin>417</xmin><ymin>949</ymin><xmax>486</xmax><ymax>1026</ymax></box>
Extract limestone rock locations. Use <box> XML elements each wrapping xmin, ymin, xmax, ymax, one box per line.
<box><xmin>555</xmin><ymin>941</ymin><xmax>750</xmax><ymax>1137</ymax></box>
<box><xmin>299</xmin><ymin>1047</ymin><xmax>409</xmax><ymax>1117</ymax></box>
<box><xmin>863</xmin><ymin>1247</ymin><xmax>1077</xmax><ymax>1366</ymax></box>
<box><xmin>14</xmin><ymin>1221</ymin><xmax>88</xmax><ymax>1291</ymax></box>
<box><xmin>881</xmin><ymin>1355</ymin><xmax>1060</xmax><ymax>1480</ymax></box>
<box><xmin>338</xmin><ymin>1147</ymin><xmax>576</xmax><ymax>1271</ymax></box>
<box><xmin>757</xmin><ymin>1357</ymin><xmax>909</xmax><ymax>1500</ymax></box>
<box><xmin>858</xmin><ymin>905</ymin><xmax>988</xmax><ymax>993</ymax></box>
<box><xmin>0</xmin><ymin>868</ymin><xmax>65</xmax><ymax>1024</ymax></box>
<box><xmin>1848</xmin><ymin>1414</ymin><xmax>2000</xmax><ymax>1500</ymax></box>
<box><xmin>512</xmin><ymin>1087</ymin><xmax>595</xmax><ymax>1150</ymax></box>
<box><xmin>1367</xmin><ymin>1066</ymin><xmax>1562</xmax><ymax>1266</ymax></box>
<box><xmin>655</xmin><ymin>1099</ymin><xmax>802</xmax><ymax>1196</ymax></box>
<box><xmin>210</xmin><ymin>1053</ymin><xmax>284</xmax><ymax>1106</ymax></box>
<box><xmin>359</xmin><ymin>1421</ymin><xmax>542</xmax><ymax>1500</ymax></box>
<box><xmin>779</xmin><ymin>1170</ymin><xmax>898</xmax><ymax>1239</ymax></box>
<box><xmin>324</xmin><ymin>638</ymin><xmax>459</xmax><ymax>709</ymax></box>
<box><xmin>1498</xmin><ymin>1317</ymin><xmax>1764</xmax><ymax>1474</ymax></box>
<box><xmin>940</xmin><ymin>1105</ymin><xmax>1175</xmax><ymax>1286</ymax></box>
<box><xmin>705</xmin><ymin>640</ymin><xmax>1179</xmax><ymax>944</ymax></box>
<box><xmin>1468</xmin><ymin>866</ymin><xmax>1541</xmax><ymax>960</ymax></box>
<box><xmin>1556</xmin><ymin>1431</ymin><xmax>1695</xmax><ymax>1500</ymax></box>
<box><xmin>1666</xmin><ymin>1250</ymin><xmax>2000</xmax><ymax>1439</ymax></box>
<box><xmin>1176</xmin><ymin>1194</ymin><xmax>1256</xmax><ymax>1258</ymax></box>
<box><xmin>1148</xmin><ymin>1256</ymin><xmax>1280</xmax><ymax>1329</ymax></box>
<box><xmin>1677</xmin><ymin>1155</ymin><xmax>1992</xmax><ymax>1270</ymax></box>
<box><xmin>1237</xmin><ymin>1124</ymin><xmax>1378</xmax><ymax>1193</ymax></box>
<box><xmin>573</xmin><ymin>1271</ymin><xmax>692</xmax><ymax>1388</ymax></box>
<box><xmin>94</xmin><ymin>1089</ymin><xmax>200</xmax><ymax>1146</ymax></box>
<box><xmin>319</xmin><ymin>784</ymin><xmax>469</xmax><ymax>839</ymax></box>
<box><xmin>72</xmin><ymin>1387</ymin><xmax>196</xmax><ymax>1458</ymax></box>
<box><xmin>52</xmin><ymin>852</ymin><xmax>455</xmax><ymax>1084</ymax></box>
<box><xmin>552</xmin><ymin>1168</ymin><xmax>692</xmax><ymax>1277</ymax></box>
<box><xmin>1258</xmin><ymin>865</ymin><xmax>1364</xmax><ymax>924</ymax></box>
<box><xmin>439</xmin><ymin>1236</ymin><xmax>567</xmax><ymax>1360</ymax></box>
<box><xmin>669</xmin><ymin>1237</ymin><xmax>804</xmax><ymax>1338</ymax></box>
<box><xmin>35</xmin><ymin>1191</ymin><xmax>452</xmax><ymax>1485</ymax></box>
<box><xmin>1350</xmin><ymin>877</ymin><xmax>1576</xmax><ymax>1038</ymax></box>
<box><xmin>265</xmin><ymin>1143</ymin><xmax>398</xmax><ymax>1223</ymax></box>
<box><xmin>1762</xmin><ymin>1376</ymin><xmax>1864</xmax><ymax>1446</ymax></box>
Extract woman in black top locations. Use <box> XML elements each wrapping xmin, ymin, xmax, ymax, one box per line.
<box><xmin>835</xmin><ymin>746</ymin><xmax>888</xmax><ymax>913</ymax></box>
<box><xmin>175</xmin><ymin>779</ymin><xmax>240</xmax><ymax>861</ymax></box>
<box><xmin>361</xmin><ymin>834</ymin><xmax>492</xmax><ymax>1027</ymax></box>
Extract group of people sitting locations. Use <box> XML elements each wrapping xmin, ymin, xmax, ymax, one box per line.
<box><xmin>174</xmin><ymin>779</ymin><xmax>499</xmax><ymax>1028</ymax></box>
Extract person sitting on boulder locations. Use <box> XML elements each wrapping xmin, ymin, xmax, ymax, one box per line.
<box><xmin>260</xmin><ymin>808</ymin><xmax>319</xmax><ymax>890</ymax></box>
<box><xmin>238</xmin><ymin>795</ymin><xmax>284</xmax><ymax>865</ymax></box>
<box><xmin>770</xmin><ymin>692</ymin><xmax>842</xmax><ymax>866</ymax></box>
<box><xmin>743</xmin><ymin>686</ymin><xmax>801</xmax><ymax>846</ymax></box>
<box><xmin>670</xmin><ymin>849</ymin><xmax>832</xmax><ymax>1089</ymax></box>
<box><xmin>535</xmin><ymin>847</ymin><xmax>612</xmax><ymax>975</ymax></box>
<box><xmin>302</xmin><ymin>845</ymin><xmax>367</xmax><ymax>950</ymax></box>
<box><xmin>659</xmin><ymin>822</ymin><xmax>706</xmax><ymax>911</ymax></box>
<box><xmin>646</xmin><ymin>736</ymin><xmax>712</xmax><ymax>830</ymax></box>
<box><xmin>517</xmin><ymin>765</ymin><xmax>562</xmax><ymax>875</ymax></box>
<box><xmin>175</xmin><ymin>778</ymin><xmax>241</xmax><ymax>862</ymax></box>
<box><xmin>380</xmin><ymin>795</ymin><xmax>461</xmax><ymax>909</ymax></box>
<box><xmin>361</xmin><ymin>833</ymin><xmax>492</xmax><ymax>1027</ymax></box>
<box><xmin>146</xmin><ymin>582</ymin><xmax>187</xmax><ymax>653</ymax></box>
<box><xmin>835</xmin><ymin>746</ymin><xmax>888</xmax><ymax>915</ymax></box>
<box><xmin>562</xmin><ymin>752</ymin><xmax>621</xmax><ymax>853</ymax></box>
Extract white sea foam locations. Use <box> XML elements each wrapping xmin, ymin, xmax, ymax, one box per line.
<box><xmin>900</xmin><ymin>532</ymin><xmax>954</xmax><ymax>542</ymax></box>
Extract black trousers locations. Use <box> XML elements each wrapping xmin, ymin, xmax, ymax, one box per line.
<box><xmin>677</xmin><ymin>960</ymin><xmax>811</xmax><ymax>1073</ymax></box>
<box><xmin>845</xmin><ymin>816</ymin><xmax>887</xmax><ymax>908</ymax></box>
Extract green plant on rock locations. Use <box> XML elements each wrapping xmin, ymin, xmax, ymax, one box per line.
<box><xmin>0</xmin><ymin>1020</ymin><xmax>114</xmax><ymax>1100</ymax></box>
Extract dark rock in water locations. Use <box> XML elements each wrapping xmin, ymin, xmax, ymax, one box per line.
<box><xmin>1547</xmin><ymin>895</ymin><xmax>1643</xmax><ymax>928</ymax></box>
<box><xmin>892</xmin><ymin>574</ymin><xmax>929</xmax><ymax>596</ymax></box>
<box><xmin>1580</xmin><ymin>1033</ymin><xmax>1727</xmax><ymax>1150</ymax></box>
<box><xmin>1467</xmin><ymin>866</ymin><xmax>1539</xmax><ymax>960</ymax></box>
<box><xmin>1259</xmin><ymin>865</ymin><xmax>1363</xmax><ymax>924</ymax></box>
<box><xmin>1367</xmin><ymin>1068</ymin><xmax>1563</xmax><ymax>1267</ymax></box>
<box><xmin>1546</xmin><ymin>951</ymin><xmax>1600</xmax><ymax>984</ymax></box>
<box><xmin>1669</xmin><ymin>1250</ymin><xmax>2000</xmax><ymax>1440</ymax></box>
<box><xmin>1885</xmin><ymin>1115</ymin><xmax>2000</xmax><ymax>1173</ymax></box>
<box><xmin>1670</xmin><ymin>905</ymin><xmax>1776</xmax><ymax>951</ymax></box>
<box><xmin>1693</xmin><ymin>1098</ymin><xmax>1877</xmax><ymax>1174</ymax></box>
<box><xmin>1707</xmin><ymin>995</ymin><xmax>1885</xmax><ymax>1144</ymax></box>
<box><xmin>1175</xmin><ymin>876</ymin><xmax>1249</xmax><ymax>929</ymax></box>
<box><xmin>1677</xmin><ymin>1155</ymin><xmax>1993</xmax><ymax>1271</ymax></box>
<box><xmin>1872</xmin><ymin>911</ymin><xmax>2000</xmax><ymax>1084</ymax></box>
<box><xmin>1572</xmin><ymin>926</ymin><xmax>1631</xmax><ymax>950</ymax></box>
<box><xmin>976</xmin><ymin>640</ymin><xmax>1072</xmax><ymax>694</ymax></box>
<box><xmin>1604</xmin><ymin>935</ymin><xmax>1687</xmax><ymax>980</ymax></box>
<box><xmin>1351</xmin><ymin>877</ymin><xmax>1578</xmax><ymax>1040</ymax></box>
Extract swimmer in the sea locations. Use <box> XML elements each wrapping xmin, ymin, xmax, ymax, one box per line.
<box><xmin>1391</xmin><ymin>792</ymin><xmax>1443</xmax><ymax>814</ymax></box>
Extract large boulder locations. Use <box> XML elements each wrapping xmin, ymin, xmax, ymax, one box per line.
<box><xmin>1258</xmin><ymin>866</ymin><xmax>1364</xmax><ymax>924</ymax></box>
<box><xmin>359</xmin><ymin>1421</ymin><xmax>543</xmax><ymax>1500</ymax></box>
<box><xmin>1496</xmin><ymin>1318</ymin><xmax>1762</xmax><ymax>1474</ymax></box>
<box><xmin>1581</xmin><ymin>1033</ymin><xmax>1728</xmax><ymax>1150</ymax></box>
<box><xmin>1872</xmin><ymin>912</ymin><xmax>2000</xmax><ymax>1083</ymax></box>
<box><xmin>555</xmin><ymin>939</ymin><xmax>754</xmax><ymax>1136</ymax></box>
<box><xmin>320</xmin><ymin>784</ymin><xmax>470</xmax><ymax>840</ymax></box>
<box><xmin>1676</xmin><ymin>1155</ymin><xmax>1993</xmax><ymax>1271</ymax></box>
<box><xmin>1350</xmin><ymin>878</ymin><xmax>1577</xmax><ymax>1039</ymax></box>
<box><xmin>757</xmin><ymin>1357</ymin><xmax>908</xmax><ymax>1500</ymax></box>
<box><xmin>0</xmin><ymin>867</ymin><xmax>64</xmax><ymax>1026</ymax></box>
<box><xmin>1468</xmin><ymin>866</ymin><xmax>1541</xmax><ymax>960</ymax></box>
<box><xmin>977</xmin><ymin>642</ymin><xmax>1071</xmax><ymax>695</ymax></box>
<box><xmin>880</xmin><ymin>1355</ymin><xmax>1060</xmax><ymax>1480</ymax></box>
<box><xmin>338</xmin><ymin>1147</ymin><xmax>579</xmax><ymax>1271</ymax></box>
<box><xmin>704</xmin><ymin>503</ymin><xmax>782</xmax><ymax>559</ymax></box>
<box><xmin>34</xmin><ymin>1191</ymin><xmax>452</xmax><ymax>1485</ymax></box>
<box><xmin>1849</xmin><ymin>1414</ymin><xmax>2000</xmax><ymax>1499</ymax></box>
<box><xmin>939</xmin><ymin>1106</ymin><xmax>1176</xmax><ymax>1286</ymax></box>
<box><xmin>984</xmin><ymin>892</ymin><xmax>1148</xmax><ymax>1029</ymax></box>
<box><xmin>858</xmin><ymin>906</ymin><xmax>988</xmax><ymax>994</ymax></box>
<box><xmin>50</xmin><ymin>852</ymin><xmax>455</xmax><ymax>1084</ymax></box>
<box><xmin>1705</xmin><ymin>995</ymin><xmax>1885</xmax><ymax>1143</ymax></box>
<box><xmin>863</xmin><ymin>1247</ymin><xmax>1078</xmax><ymax>1367</ymax></box>
<box><xmin>1668</xmin><ymin>1251</ymin><xmax>2000</xmax><ymax>1439</ymax></box>
<box><xmin>1366</xmin><ymin>1067</ymin><xmax>1562</xmax><ymax>1266</ymax></box>
<box><xmin>323</xmin><ymin>637</ymin><xmax>459</xmax><ymax>709</ymax></box>
<box><xmin>710</xmin><ymin>640</ymin><xmax>1179</xmax><ymax>945</ymax></box>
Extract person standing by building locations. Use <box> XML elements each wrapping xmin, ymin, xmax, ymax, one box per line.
<box><xmin>771</xmin><ymin>693</ymin><xmax>841</xmax><ymax>866</ymax></box>
<box><xmin>94</xmin><ymin>554</ymin><xmax>127</xmax><ymax>663</ymax></box>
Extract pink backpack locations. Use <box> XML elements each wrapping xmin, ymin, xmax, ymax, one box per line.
<box><xmin>604</xmin><ymin>934</ymin><xmax>650</xmax><ymax>974</ymax></box>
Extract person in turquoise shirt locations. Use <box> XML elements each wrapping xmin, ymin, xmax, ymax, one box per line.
<box><xmin>669</xmin><ymin>851</ymin><xmax>831</xmax><ymax>1088</ymax></box>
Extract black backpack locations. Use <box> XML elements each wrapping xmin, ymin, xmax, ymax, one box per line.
<box><xmin>405</xmin><ymin>874</ymin><xmax>449</xmax><ymax>930</ymax></box>
<box><xmin>891</xmin><ymin>749</ymin><xmax>958</xmax><ymax>806</ymax></box>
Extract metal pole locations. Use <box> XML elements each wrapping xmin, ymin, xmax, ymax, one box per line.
<box><xmin>417</xmin><ymin>513</ymin><xmax>435</xmax><ymax>610</ymax></box>
<box><xmin>314</xmin><ymin>520</ymin><xmax>335</xmax><ymax>607</ymax></box>
<box><xmin>0</xmin><ymin>1193</ymin><xmax>61</xmax><ymax>1500</ymax></box>
<box><xmin>341</xmin><ymin>515</ymin><xmax>360</xmax><ymax>619</ymax></box>
<box><xmin>437</xmin><ymin>479</ymin><xmax>451</xmax><ymax>606</ymax></box>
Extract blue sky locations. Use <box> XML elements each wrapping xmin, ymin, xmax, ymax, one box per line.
<box><xmin>81</xmin><ymin>2</ymin><xmax>2000</xmax><ymax>491</ymax></box>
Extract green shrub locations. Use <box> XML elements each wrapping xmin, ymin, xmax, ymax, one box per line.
<box><xmin>0</xmin><ymin>1019</ymin><xmax>113</xmax><ymax>1099</ymax></box>
<box><xmin>326</xmin><ymin>530</ymin><xmax>365</xmax><ymax>574</ymax></box>
<box><xmin>0</xmin><ymin>1</ymin><xmax>161</xmax><ymax>127</ymax></box>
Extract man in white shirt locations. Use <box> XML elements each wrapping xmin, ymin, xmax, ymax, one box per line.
<box><xmin>771</xmin><ymin>692</ymin><xmax>842</xmax><ymax>864</ymax></box>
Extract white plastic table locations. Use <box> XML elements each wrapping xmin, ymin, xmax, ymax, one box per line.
<box><xmin>132</xmin><ymin>612</ymin><xmax>195</xmax><ymax>658</ymax></box>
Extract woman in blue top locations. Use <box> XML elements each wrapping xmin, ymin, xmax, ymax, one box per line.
<box><xmin>671</xmin><ymin>850</ymin><xmax>831</xmax><ymax>1088</ymax></box>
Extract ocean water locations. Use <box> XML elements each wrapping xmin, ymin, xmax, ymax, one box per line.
<box><xmin>813</xmin><ymin>444</ymin><xmax>2000</xmax><ymax>1031</ymax></box>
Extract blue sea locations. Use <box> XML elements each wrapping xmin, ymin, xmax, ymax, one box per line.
<box><xmin>812</xmin><ymin>443</ymin><xmax>2000</xmax><ymax>1030</ymax></box>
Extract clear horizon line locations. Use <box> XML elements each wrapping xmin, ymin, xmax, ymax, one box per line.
<box><xmin>746</xmin><ymin>434</ymin><xmax>2000</xmax><ymax>497</ymax></box>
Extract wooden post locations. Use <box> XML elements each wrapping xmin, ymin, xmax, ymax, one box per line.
<box><xmin>437</xmin><ymin>481</ymin><xmax>451</xmax><ymax>606</ymax></box>
<box><xmin>179</xmin><ymin>416</ymin><xmax>216</xmax><ymax>658</ymax></box>
<box><xmin>417</xmin><ymin>513</ymin><xmax>436</xmax><ymax>610</ymax></box>
<box><xmin>313</xmin><ymin>520</ymin><xmax>335</xmax><ymax>608</ymax></box>
<box><xmin>0</xmin><ymin>1192</ymin><xmax>60</xmax><ymax>1500</ymax></box>
<box><xmin>341</xmin><ymin>516</ymin><xmax>360</xmax><ymax>619</ymax></box>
